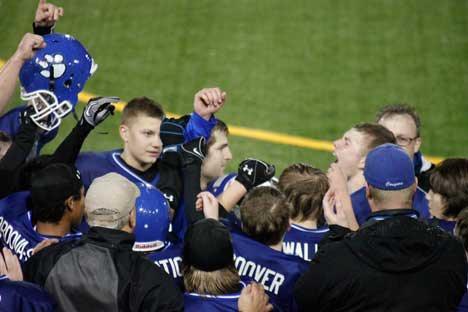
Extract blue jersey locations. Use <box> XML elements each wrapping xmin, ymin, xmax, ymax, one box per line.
<box><xmin>147</xmin><ymin>242</ymin><xmax>183</xmax><ymax>287</ymax></box>
<box><xmin>206</xmin><ymin>173</ymin><xmax>237</xmax><ymax>197</ymax></box>
<box><xmin>171</xmin><ymin>172</ymin><xmax>238</xmax><ymax>241</ymax></box>
<box><xmin>351</xmin><ymin>186</ymin><xmax>430</xmax><ymax>225</ymax></box>
<box><xmin>0</xmin><ymin>275</ymin><xmax>56</xmax><ymax>312</ymax></box>
<box><xmin>75</xmin><ymin>150</ymin><xmax>159</xmax><ymax>191</ymax></box>
<box><xmin>0</xmin><ymin>105</ymin><xmax>58</xmax><ymax>157</ymax></box>
<box><xmin>184</xmin><ymin>282</ymin><xmax>245</xmax><ymax>312</ymax></box>
<box><xmin>231</xmin><ymin>231</ymin><xmax>308</xmax><ymax>311</ymax></box>
<box><xmin>206</xmin><ymin>173</ymin><xmax>243</xmax><ymax>231</ymax></box>
<box><xmin>0</xmin><ymin>192</ymin><xmax>82</xmax><ymax>262</ymax></box>
<box><xmin>283</xmin><ymin>224</ymin><xmax>329</xmax><ymax>262</ymax></box>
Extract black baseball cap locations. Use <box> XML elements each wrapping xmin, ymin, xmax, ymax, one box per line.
<box><xmin>183</xmin><ymin>218</ymin><xmax>234</xmax><ymax>272</ymax></box>
<box><xmin>31</xmin><ymin>163</ymin><xmax>83</xmax><ymax>209</ymax></box>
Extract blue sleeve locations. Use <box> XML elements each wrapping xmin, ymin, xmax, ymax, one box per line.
<box><xmin>0</xmin><ymin>278</ymin><xmax>56</xmax><ymax>312</ymax></box>
<box><xmin>184</xmin><ymin>112</ymin><xmax>217</xmax><ymax>142</ymax></box>
<box><xmin>75</xmin><ymin>152</ymin><xmax>109</xmax><ymax>190</ymax></box>
<box><xmin>0</xmin><ymin>105</ymin><xmax>59</xmax><ymax>154</ymax></box>
<box><xmin>0</xmin><ymin>106</ymin><xmax>22</xmax><ymax>137</ymax></box>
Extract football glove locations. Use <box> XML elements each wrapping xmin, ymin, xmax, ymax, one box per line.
<box><xmin>80</xmin><ymin>96</ymin><xmax>119</xmax><ymax>127</ymax></box>
<box><xmin>235</xmin><ymin>158</ymin><xmax>276</xmax><ymax>191</ymax></box>
<box><xmin>160</xmin><ymin>119</ymin><xmax>186</xmax><ymax>147</ymax></box>
<box><xmin>179</xmin><ymin>137</ymin><xmax>206</xmax><ymax>167</ymax></box>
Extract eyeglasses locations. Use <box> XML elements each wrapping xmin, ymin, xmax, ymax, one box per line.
<box><xmin>396</xmin><ymin>135</ymin><xmax>419</xmax><ymax>147</ymax></box>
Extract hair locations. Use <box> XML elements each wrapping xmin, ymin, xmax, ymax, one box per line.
<box><xmin>183</xmin><ymin>264</ymin><xmax>240</xmax><ymax>295</ymax></box>
<box><xmin>375</xmin><ymin>104</ymin><xmax>421</xmax><ymax>137</ymax></box>
<box><xmin>240</xmin><ymin>186</ymin><xmax>290</xmax><ymax>246</ymax></box>
<box><xmin>121</xmin><ymin>97</ymin><xmax>165</xmax><ymax>125</ymax></box>
<box><xmin>278</xmin><ymin>163</ymin><xmax>323</xmax><ymax>192</ymax></box>
<box><xmin>430</xmin><ymin>158</ymin><xmax>468</xmax><ymax>218</ymax></box>
<box><xmin>283</xmin><ymin>173</ymin><xmax>329</xmax><ymax>225</ymax></box>
<box><xmin>368</xmin><ymin>184</ymin><xmax>415</xmax><ymax>208</ymax></box>
<box><xmin>455</xmin><ymin>208</ymin><xmax>468</xmax><ymax>253</ymax></box>
<box><xmin>206</xmin><ymin>119</ymin><xmax>229</xmax><ymax>149</ymax></box>
<box><xmin>353</xmin><ymin>123</ymin><xmax>396</xmax><ymax>155</ymax></box>
<box><xmin>31</xmin><ymin>163</ymin><xmax>82</xmax><ymax>224</ymax></box>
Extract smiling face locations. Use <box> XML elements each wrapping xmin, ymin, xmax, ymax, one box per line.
<box><xmin>333</xmin><ymin>128</ymin><xmax>367</xmax><ymax>179</ymax></box>
<box><xmin>120</xmin><ymin>115</ymin><xmax>162</xmax><ymax>171</ymax></box>
<box><xmin>201</xmin><ymin>130</ymin><xmax>233</xmax><ymax>182</ymax></box>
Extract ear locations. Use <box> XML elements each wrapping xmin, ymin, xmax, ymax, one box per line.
<box><xmin>129</xmin><ymin>207</ymin><xmax>136</xmax><ymax>230</ymax></box>
<box><xmin>414</xmin><ymin>137</ymin><xmax>422</xmax><ymax>153</ymax></box>
<box><xmin>65</xmin><ymin>196</ymin><xmax>75</xmax><ymax>212</ymax></box>
<box><xmin>119</xmin><ymin>124</ymin><xmax>129</xmax><ymax>143</ymax></box>
<box><xmin>365</xmin><ymin>183</ymin><xmax>372</xmax><ymax>200</ymax></box>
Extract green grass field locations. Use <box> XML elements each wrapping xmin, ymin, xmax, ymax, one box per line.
<box><xmin>1</xmin><ymin>0</ymin><xmax>467</xmax><ymax>174</ymax></box>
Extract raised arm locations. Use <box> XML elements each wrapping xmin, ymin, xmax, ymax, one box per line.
<box><xmin>0</xmin><ymin>34</ymin><xmax>45</xmax><ymax>115</ymax></box>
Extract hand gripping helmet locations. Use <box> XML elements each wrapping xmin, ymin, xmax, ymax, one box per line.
<box><xmin>133</xmin><ymin>184</ymin><xmax>171</xmax><ymax>252</ymax></box>
<box><xmin>19</xmin><ymin>33</ymin><xmax>97</xmax><ymax>131</ymax></box>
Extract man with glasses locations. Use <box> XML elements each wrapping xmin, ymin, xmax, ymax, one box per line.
<box><xmin>376</xmin><ymin>104</ymin><xmax>435</xmax><ymax>192</ymax></box>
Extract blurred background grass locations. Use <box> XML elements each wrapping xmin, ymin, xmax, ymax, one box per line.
<box><xmin>1</xmin><ymin>0</ymin><xmax>467</xmax><ymax>173</ymax></box>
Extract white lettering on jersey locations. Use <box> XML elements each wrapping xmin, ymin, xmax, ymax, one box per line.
<box><xmin>154</xmin><ymin>256</ymin><xmax>182</xmax><ymax>279</ymax></box>
<box><xmin>0</xmin><ymin>217</ymin><xmax>33</xmax><ymax>261</ymax></box>
<box><xmin>234</xmin><ymin>255</ymin><xmax>285</xmax><ymax>295</ymax></box>
<box><xmin>282</xmin><ymin>241</ymin><xmax>316</xmax><ymax>261</ymax></box>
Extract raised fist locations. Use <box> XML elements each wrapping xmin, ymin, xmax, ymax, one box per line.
<box><xmin>34</xmin><ymin>0</ymin><xmax>64</xmax><ymax>28</ymax></box>
<box><xmin>193</xmin><ymin>87</ymin><xmax>227</xmax><ymax>120</ymax></box>
<box><xmin>13</xmin><ymin>33</ymin><xmax>45</xmax><ymax>62</ymax></box>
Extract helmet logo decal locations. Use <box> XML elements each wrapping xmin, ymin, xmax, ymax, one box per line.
<box><xmin>38</xmin><ymin>54</ymin><xmax>66</xmax><ymax>79</ymax></box>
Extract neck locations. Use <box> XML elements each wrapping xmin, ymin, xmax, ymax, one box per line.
<box><xmin>121</xmin><ymin>150</ymin><xmax>151</xmax><ymax>171</ymax></box>
<box><xmin>269</xmin><ymin>240</ymin><xmax>283</xmax><ymax>252</ymax></box>
<box><xmin>292</xmin><ymin>218</ymin><xmax>317</xmax><ymax>229</ymax></box>
<box><xmin>200</xmin><ymin>175</ymin><xmax>210</xmax><ymax>191</ymax></box>
<box><xmin>371</xmin><ymin>201</ymin><xmax>412</xmax><ymax>213</ymax></box>
<box><xmin>347</xmin><ymin>172</ymin><xmax>366</xmax><ymax>194</ymax></box>
<box><xmin>36</xmin><ymin>219</ymin><xmax>71</xmax><ymax>238</ymax></box>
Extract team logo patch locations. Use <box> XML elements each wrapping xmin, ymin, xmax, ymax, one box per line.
<box><xmin>38</xmin><ymin>54</ymin><xmax>66</xmax><ymax>79</ymax></box>
<box><xmin>243</xmin><ymin>164</ymin><xmax>253</xmax><ymax>176</ymax></box>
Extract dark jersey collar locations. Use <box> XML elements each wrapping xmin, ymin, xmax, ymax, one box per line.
<box><xmin>362</xmin><ymin>209</ymin><xmax>419</xmax><ymax>229</ymax></box>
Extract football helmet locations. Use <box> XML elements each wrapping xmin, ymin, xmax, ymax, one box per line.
<box><xmin>133</xmin><ymin>184</ymin><xmax>171</xmax><ymax>252</ymax></box>
<box><xmin>19</xmin><ymin>33</ymin><xmax>97</xmax><ymax>131</ymax></box>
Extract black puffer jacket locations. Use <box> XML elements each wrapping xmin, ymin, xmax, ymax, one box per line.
<box><xmin>294</xmin><ymin>210</ymin><xmax>467</xmax><ymax>312</ymax></box>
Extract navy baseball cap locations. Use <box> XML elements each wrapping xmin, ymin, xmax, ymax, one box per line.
<box><xmin>364</xmin><ymin>144</ymin><xmax>415</xmax><ymax>190</ymax></box>
<box><xmin>183</xmin><ymin>218</ymin><xmax>234</xmax><ymax>272</ymax></box>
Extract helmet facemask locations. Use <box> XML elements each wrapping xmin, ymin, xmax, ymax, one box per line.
<box><xmin>20</xmin><ymin>88</ymin><xmax>72</xmax><ymax>131</ymax></box>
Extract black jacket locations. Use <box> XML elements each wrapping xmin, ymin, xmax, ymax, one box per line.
<box><xmin>294</xmin><ymin>210</ymin><xmax>467</xmax><ymax>312</ymax></box>
<box><xmin>24</xmin><ymin>227</ymin><xmax>184</xmax><ymax>312</ymax></box>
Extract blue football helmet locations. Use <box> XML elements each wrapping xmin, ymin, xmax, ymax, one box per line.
<box><xmin>133</xmin><ymin>184</ymin><xmax>171</xmax><ymax>252</ymax></box>
<box><xmin>19</xmin><ymin>33</ymin><xmax>97</xmax><ymax>131</ymax></box>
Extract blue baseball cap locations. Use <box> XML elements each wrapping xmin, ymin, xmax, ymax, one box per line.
<box><xmin>364</xmin><ymin>144</ymin><xmax>415</xmax><ymax>190</ymax></box>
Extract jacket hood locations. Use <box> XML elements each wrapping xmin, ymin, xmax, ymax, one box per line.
<box><xmin>344</xmin><ymin>214</ymin><xmax>452</xmax><ymax>273</ymax></box>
